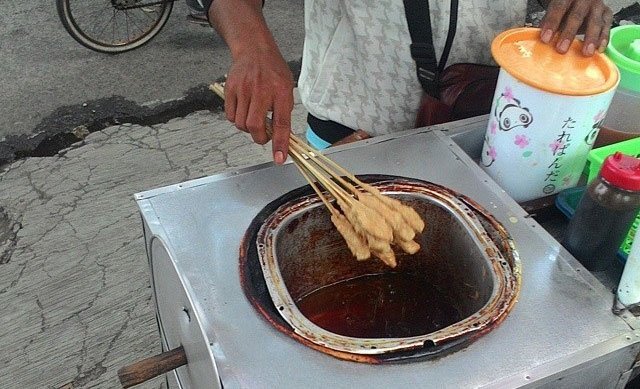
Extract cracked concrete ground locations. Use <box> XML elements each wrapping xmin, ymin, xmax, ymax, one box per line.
<box><xmin>0</xmin><ymin>98</ymin><xmax>308</xmax><ymax>388</ymax></box>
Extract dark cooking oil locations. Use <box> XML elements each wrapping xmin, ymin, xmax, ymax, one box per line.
<box><xmin>295</xmin><ymin>272</ymin><xmax>462</xmax><ymax>338</ymax></box>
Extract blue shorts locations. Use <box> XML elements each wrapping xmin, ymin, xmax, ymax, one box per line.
<box><xmin>305</xmin><ymin>126</ymin><xmax>332</xmax><ymax>150</ymax></box>
<box><xmin>305</xmin><ymin>114</ymin><xmax>356</xmax><ymax>149</ymax></box>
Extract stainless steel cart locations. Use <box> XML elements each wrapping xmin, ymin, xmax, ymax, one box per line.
<box><xmin>135</xmin><ymin>116</ymin><xmax>640</xmax><ymax>388</ymax></box>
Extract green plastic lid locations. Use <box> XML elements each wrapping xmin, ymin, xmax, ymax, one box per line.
<box><xmin>607</xmin><ymin>25</ymin><xmax>640</xmax><ymax>93</ymax></box>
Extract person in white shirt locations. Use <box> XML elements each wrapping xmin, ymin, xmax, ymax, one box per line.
<box><xmin>207</xmin><ymin>0</ymin><xmax>613</xmax><ymax>164</ymax></box>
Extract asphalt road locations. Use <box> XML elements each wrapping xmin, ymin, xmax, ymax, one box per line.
<box><xmin>0</xmin><ymin>0</ymin><xmax>304</xmax><ymax>161</ymax></box>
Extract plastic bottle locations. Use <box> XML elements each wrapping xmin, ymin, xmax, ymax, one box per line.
<box><xmin>603</xmin><ymin>26</ymin><xmax>640</xmax><ymax>139</ymax></box>
<box><xmin>616</xmin><ymin>233</ymin><xmax>640</xmax><ymax>310</ymax></box>
<box><xmin>563</xmin><ymin>152</ymin><xmax>640</xmax><ymax>271</ymax></box>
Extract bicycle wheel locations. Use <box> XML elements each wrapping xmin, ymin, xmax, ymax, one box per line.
<box><xmin>57</xmin><ymin>0</ymin><xmax>174</xmax><ymax>54</ymax></box>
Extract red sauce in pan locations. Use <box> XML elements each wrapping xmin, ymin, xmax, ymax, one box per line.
<box><xmin>295</xmin><ymin>272</ymin><xmax>462</xmax><ymax>338</ymax></box>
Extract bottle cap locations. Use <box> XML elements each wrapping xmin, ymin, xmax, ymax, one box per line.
<box><xmin>600</xmin><ymin>152</ymin><xmax>640</xmax><ymax>191</ymax></box>
<box><xmin>491</xmin><ymin>28</ymin><xmax>619</xmax><ymax>96</ymax></box>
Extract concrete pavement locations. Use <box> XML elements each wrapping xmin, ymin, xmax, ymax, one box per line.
<box><xmin>0</xmin><ymin>94</ymin><xmax>308</xmax><ymax>388</ymax></box>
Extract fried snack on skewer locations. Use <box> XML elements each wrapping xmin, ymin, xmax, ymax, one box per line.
<box><xmin>340</xmin><ymin>200</ymin><xmax>397</xmax><ymax>266</ymax></box>
<box><xmin>331</xmin><ymin>213</ymin><xmax>371</xmax><ymax>261</ymax></box>
<box><xmin>396</xmin><ymin>239</ymin><xmax>420</xmax><ymax>255</ymax></box>
<box><xmin>364</xmin><ymin>233</ymin><xmax>393</xmax><ymax>253</ymax></box>
<box><xmin>307</xmin><ymin>159</ymin><xmax>417</xmax><ymax>246</ymax></box>
<box><xmin>333</xmin><ymin>196</ymin><xmax>399</xmax><ymax>266</ymax></box>
<box><xmin>357</xmin><ymin>193</ymin><xmax>415</xmax><ymax>242</ymax></box>
<box><xmin>384</xmin><ymin>197</ymin><xmax>425</xmax><ymax>233</ymax></box>
<box><xmin>336</xmin><ymin>181</ymin><xmax>419</xmax><ymax>259</ymax></box>
<box><xmin>293</xmin><ymin>146</ymin><xmax>421</xmax><ymax>265</ymax></box>
<box><xmin>289</xmin><ymin>155</ymin><xmax>372</xmax><ymax>261</ymax></box>
<box><xmin>336</xmin><ymin>195</ymin><xmax>398</xmax><ymax>266</ymax></box>
<box><xmin>360</xmin><ymin>182</ymin><xmax>425</xmax><ymax>234</ymax></box>
<box><xmin>366</xmin><ymin>235</ymin><xmax>397</xmax><ymax>267</ymax></box>
<box><xmin>343</xmin><ymin>199</ymin><xmax>393</xmax><ymax>242</ymax></box>
<box><xmin>371</xmin><ymin>248</ymin><xmax>396</xmax><ymax>268</ymax></box>
<box><xmin>292</xmin><ymin>159</ymin><xmax>375</xmax><ymax>261</ymax></box>
<box><xmin>291</xmin><ymin>150</ymin><xmax>396</xmax><ymax>266</ymax></box>
<box><xmin>340</xmin><ymin>183</ymin><xmax>421</xmax><ymax>259</ymax></box>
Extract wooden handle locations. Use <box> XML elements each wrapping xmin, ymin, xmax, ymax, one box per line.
<box><xmin>118</xmin><ymin>346</ymin><xmax>188</xmax><ymax>388</ymax></box>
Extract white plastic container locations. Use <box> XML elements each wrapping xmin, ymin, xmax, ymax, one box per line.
<box><xmin>481</xmin><ymin>28</ymin><xmax>620</xmax><ymax>202</ymax></box>
<box><xmin>617</xmin><ymin>234</ymin><xmax>640</xmax><ymax>308</ymax></box>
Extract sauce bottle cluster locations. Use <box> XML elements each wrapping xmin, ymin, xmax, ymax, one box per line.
<box><xmin>563</xmin><ymin>152</ymin><xmax>640</xmax><ymax>271</ymax></box>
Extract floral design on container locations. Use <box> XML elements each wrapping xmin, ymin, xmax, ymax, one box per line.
<box><xmin>494</xmin><ymin>87</ymin><xmax>533</xmax><ymax>132</ymax></box>
<box><xmin>482</xmin><ymin>87</ymin><xmax>534</xmax><ymax>168</ymax></box>
<box><xmin>584</xmin><ymin>110</ymin><xmax>606</xmax><ymax>146</ymax></box>
<box><xmin>482</xmin><ymin>134</ymin><xmax>498</xmax><ymax>167</ymax></box>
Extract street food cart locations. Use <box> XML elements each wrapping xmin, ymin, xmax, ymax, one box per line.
<box><xmin>129</xmin><ymin>116</ymin><xmax>640</xmax><ymax>388</ymax></box>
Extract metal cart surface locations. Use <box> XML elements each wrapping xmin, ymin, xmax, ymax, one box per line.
<box><xmin>135</xmin><ymin>117</ymin><xmax>640</xmax><ymax>388</ymax></box>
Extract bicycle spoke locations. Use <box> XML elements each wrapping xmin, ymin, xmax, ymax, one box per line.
<box><xmin>86</xmin><ymin>2</ymin><xmax>114</xmax><ymax>37</ymax></box>
<box><xmin>136</xmin><ymin>10</ymin><xmax>155</xmax><ymax>23</ymax></box>
<box><xmin>132</xmin><ymin>8</ymin><xmax>161</xmax><ymax>35</ymax></box>
<box><xmin>112</xmin><ymin>8</ymin><xmax>117</xmax><ymax>44</ymax></box>
<box><xmin>119</xmin><ymin>9</ymin><xmax>137</xmax><ymax>44</ymax></box>
<box><xmin>124</xmin><ymin>10</ymin><xmax>130</xmax><ymax>43</ymax></box>
<box><xmin>94</xmin><ymin>8</ymin><xmax>118</xmax><ymax>42</ymax></box>
<box><xmin>128</xmin><ymin>11</ymin><xmax>152</xmax><ymax>38</ymax></box>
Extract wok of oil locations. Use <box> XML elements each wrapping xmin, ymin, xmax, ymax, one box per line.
<box><xmin>295</xmin><ymin>272</ymin><xmax>463</xmax><ymax>338</ymax></box>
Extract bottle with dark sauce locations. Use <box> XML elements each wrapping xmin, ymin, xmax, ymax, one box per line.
<box><xmin>563</xmin><ymin>152</ymin><xmax>640</xmax><ymax>271</ymax></box>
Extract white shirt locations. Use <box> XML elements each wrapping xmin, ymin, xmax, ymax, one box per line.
<box><xmin>298</xmin><ymin>0</ymin><xmax>528</xmax><ymax>136</ymax></box>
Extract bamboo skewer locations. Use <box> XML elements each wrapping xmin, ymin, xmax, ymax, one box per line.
<box><xmin>289</xmin><ymin>141</ymin><xmax>394</xmax><ymax>245</ymax></box>
<box><xmin>289</xmin><ymin>149</ymin><xmax>372</xmax><ymax>261</ymax></box>
<box><xmin>209</xmin><ymin>82</ymin><xmax>425</xmax><ymax>267</ymax></box>
<box><xmin>289</xmin><ymin>133</ymin><xmax>425</xmax><ymax>233</ymax></box>
<box><xmin>289</xmin><ymin>146</ymin><xmax>353</xmax><ymax>206</ymax></box>
<box><xmin>290</xmin><ymin>152</ymin><xmax>336</xmax><ymax>215</ymax></box>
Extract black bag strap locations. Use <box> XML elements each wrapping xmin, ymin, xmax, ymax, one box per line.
<box><xmin>403</xmin><ymin>0</ymin><xmax>459</xmax><ymax>97</ymax></box>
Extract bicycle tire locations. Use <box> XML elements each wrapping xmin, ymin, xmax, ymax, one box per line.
<box><xmin>56</xmin><ymin>0</ymin><xmax>174</xmax><ymax>54</ymax></box>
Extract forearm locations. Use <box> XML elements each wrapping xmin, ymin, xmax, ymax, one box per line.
<box><xmin>208</xmin><ymin>0</ymin><xmax>278</xmax><ymax>60</ymax></box>
<box><xmin>207</xmin><ymin>0</ymin><xmax>293</xmax><ymax>165</ymax></box>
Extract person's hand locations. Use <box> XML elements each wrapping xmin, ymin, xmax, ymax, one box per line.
<box><xmin>540</xmin><ymin>0</ymin><xmax>613</xmax><ymax>56</ymax></box>
<box><xmin>224</xmin><ymin>47</ymin><xmax>294</xmax><ymax>165</ymax></box>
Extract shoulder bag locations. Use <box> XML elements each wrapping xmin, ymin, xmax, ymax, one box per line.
<box><xmin>403</xmin><ymin>0</ymin><xmax>500</xmax><ymax>127</ymax></box>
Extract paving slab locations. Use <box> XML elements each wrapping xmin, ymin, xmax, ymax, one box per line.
<box><xmin>0</xmin><ymin>100</ymin><xmax>308</xmax><ymax>388</ymax></box>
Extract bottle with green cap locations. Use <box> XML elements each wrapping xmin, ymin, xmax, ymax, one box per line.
<box><xmin>603</xmin><ymin>25</ymin><xmax>640</xmax><ymax>135</ymax></box>
<box><xmin>607</xmin><ymin>25</ymin><xmax>640</xmax><ymax>91</ymax></box>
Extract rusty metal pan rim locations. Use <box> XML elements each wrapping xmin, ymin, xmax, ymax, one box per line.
<box><xmin>256</xmin><ymin>179</ymin><xmax>520</xmax><ymax>355</ymax></box>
